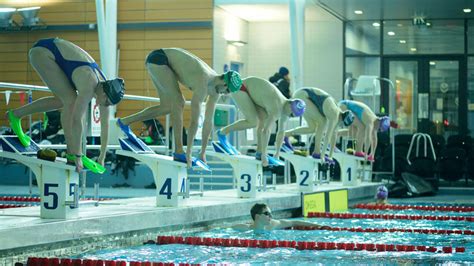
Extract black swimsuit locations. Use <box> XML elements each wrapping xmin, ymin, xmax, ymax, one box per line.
<box><xmin>146</xmin><ymin>49</ymin><xmax>170</xmax><ymax>66</ymax></box>
<box><xmin>303</xmin><ymin>88</ymin><xmax>329</xmax><ymax>117</ymax></box>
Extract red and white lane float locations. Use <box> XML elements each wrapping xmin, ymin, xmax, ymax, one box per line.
<box><xmin>23</xmin><ymin>258</ymin><xmax>175</xmax><ymax>266</ymax></box>
<box><xmin>307</xmin><ymin>212</ymin><xmax>474</xmax><ymax>222</ymax></box>
<box><xmin>154</xmin><ymin>235</ymin><xmax>466</xmax><ymax>254</ymax></box>
<box><xmin>290</xmin><ymin>226</ymin><xmax>473</xmax><ymax>235</ymax></box>
<box><xmin>354</xmin><ymin>203</ymin><xmax>474</xmax><ymax>212</ymax></box>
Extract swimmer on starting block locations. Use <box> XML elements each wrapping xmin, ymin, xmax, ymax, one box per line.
<box><xmin>216</xmin><ymin>77</ymin><xmax>306</xmax><ymax>167</ymax></box>
<box><xmin>275</xmin><ymin>87</ymin><xmax>355</xmax><ymax>164</ymax></box>
<box><xmin>6</xmin><ymin>38</ymin><xmax>125</xmax><ymax>173</ymax></box>
<box><xmin>338</xmin><ymin>100</ymin><xmax>395</xmax><ymax>161</ymax></box>
<box><xmin>117</xmin><ymin>48</ymin><xmax>240</xmax><ymax>168</ymax></box>
<box><xmin>231</xmin><ymin>203</ymin><xmax>331</xmax><ymax>231</ymax></box>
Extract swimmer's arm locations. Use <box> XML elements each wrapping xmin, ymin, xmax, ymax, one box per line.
<box><xmin>70</xmin><ymin>93</ymin><xmax>94</xmax><ymax>156</ymax></box>
<box><xmin>200</xmin><ymin>93</ymin><xmax>220</xmax><ymax>161</ymax></box>
<box><xmin>274</xmin><ymin>219</ymin><xmax>330</xmax><ymax>230</ymax></box>
<box><xmin>98</xmin><ymin>104</ymin><xmax>110</xmax><ymax>165</ymax></box>
<box><xmin>274</xmin><ymin>115</ymin><xmax>288</xmax><ymax>159</ymax></box>
<box><xmin>186</xmin><ymin>93</ymin><xmax>204</xmax><ymax>166</ymax></box>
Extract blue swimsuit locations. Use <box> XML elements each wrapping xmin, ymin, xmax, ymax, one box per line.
<box><xmin>304</xmin><ymin>88</ymin><xmax>328</xmax><ymax>117</ymax></box>
<box><xmin>339</xmin><ymin>100</ymin><xmax>364</xmax><ymax>121</ymax></box>
<box><xmin>33</xmin><ymin>38</ymin><xmax>106</xmax><ymax>89</ymax></box>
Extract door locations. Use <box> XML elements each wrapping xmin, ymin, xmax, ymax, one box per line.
<box><xmin>383</xmin><ymin>57</ymin><xmax>465</xmax><ymax>138</ymax></box>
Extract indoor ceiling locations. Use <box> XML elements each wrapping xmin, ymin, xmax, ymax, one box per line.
<box><xmin>218</xmin><ymin>3</ymin><xmax>336</xmax><ymax>22</ymax></box>
<box><xmin>218</xmin><ymin>0</ymin><xmax>473</xmax><ymax>22</ymax></box>
<box><xmin>317</xmin><ymin>0</ymin><xmax>474</xmax><ymax>21</ymax></box>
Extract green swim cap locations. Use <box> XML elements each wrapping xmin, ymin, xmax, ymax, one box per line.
<box><xmin>223</xmin><ymin>70</ymin><xmax>242</xmax><ymax>93</ymax></box>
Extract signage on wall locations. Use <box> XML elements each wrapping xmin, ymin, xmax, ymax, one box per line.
<box><xmin>90</xmin><ymin>98</ymin><xmax>101</xmax><ymax>137</ymax></box>
<box><xmin>418</xmin><ymin>93</ymin><xmax>429</xmax><ymax>119</ymax></box>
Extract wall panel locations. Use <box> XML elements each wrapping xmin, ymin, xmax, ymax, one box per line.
<box><xmin>0</xmin><ymin>0</ymin><xmax>213</xmax><ymax>138</ymax></box>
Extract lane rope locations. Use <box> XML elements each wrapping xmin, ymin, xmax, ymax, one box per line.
<box><xmin>353</xmin><ymin>203</ymin><xmax>474</xmax><ymax>212</ymax></box>
<box><xmin>155</xmin><ymin>235</ymin><xmax>466</xmax><ymax>253</ymax></box>
<box><xmin>289</xmin><ymin>225</ymin><xmax>473</xmax><ymax>235</ymax></box>
<box><xmin>307</xmin><ymin>212</ymin><xmax>474</xmax><ymax>222</ymax></box>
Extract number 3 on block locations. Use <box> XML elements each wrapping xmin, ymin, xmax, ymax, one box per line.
<box><xmin>240</xmin><ymin>174</ymin><xmax>251</xmax><ymax>192</ymax></box>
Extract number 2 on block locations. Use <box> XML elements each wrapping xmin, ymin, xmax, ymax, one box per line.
<box><xmin>300</xmin><ymin>170</ymin><xmax>309</xmax><ymax>186</ymax></box>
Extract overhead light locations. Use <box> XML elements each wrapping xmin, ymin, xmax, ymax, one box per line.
<box><xmin>426</xmin><ymin>22</ymin><xmax>431</xmax><ymax>26</ymax></box>
<box><xmin>387</xmin><ymin>31</ymin><xmax>395</xmax><ymax>36</ymax></box>
<box><xmin>372</xmin><ymin>22</ymin><xmax>380</xmax><ymax>27</ymax></box>
<box><xmin>354</xmin><ymin>10</ymin><xmax>363</xmax><ymax>15</ymax></box>
<box><xmin>397</xmin><ymin>23</ymin><xmax>403</xmax><ymax>27</ymax></box>
<box><xmin>18</xmin><ymin>6</ymin><xmax>41</xmax><ymax>26</ymax></box>
<box><xmin>410</xmin><ymin>48</ymin><xmax>417</xmax><ymax>52</ymax></box>
<box><xmin>227</xmin><ymin>40</ymin><xmax>247</xmax><ymax>47</ymax></box>
<box><xmin>399</xmin><ymin>40</ymin><xmax>406</xmax><ymax>44</ymax></box>
<box><xmin>463</xmin><ymin>8</ymin><xmax>472</xmax><ymax>13</ymax></box>
<box><xmin>0</xmin><ymin>7</ymin><xmax>16</xmax><ymax>28</ymax></box>
<box><xmin>429</xmin><ymin>61</ymin><xmax>436</xmax><ymax>65</ymax></box>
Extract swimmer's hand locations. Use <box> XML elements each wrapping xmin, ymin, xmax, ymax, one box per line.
<box><xmin>75</xmin><ymin>156</ymin><xmax>84</xmax><ymax>173</ymax></box>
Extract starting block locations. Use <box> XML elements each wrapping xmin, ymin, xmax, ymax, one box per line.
<box><xmin>0</xmin><ymin>136</ymin><xmax>79</xmax><ymax>219</ymax></box>
<box><xmin>209</xmin><ymin>142</ymin><xmax>262</xmax><ymax>198</ymax></box>
<box><xmin>332</xmin><ymin>152</ymin><xmax>369</xmax><ymax>186</ymax></box>
<box><xmin>279</xmin><ymin>152</ymin><xmax>319</xmax><ymax>192</ymax></box>
<box><xmin>117</xmin><ymin>138</ymin><xmax>191</xmax><ymax>207</ymax></box>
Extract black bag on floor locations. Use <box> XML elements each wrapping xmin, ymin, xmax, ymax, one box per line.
<box><xmin>387</xmin><ymin>172</ymin><xmax>436</xmax><ymax>198</ymax></box>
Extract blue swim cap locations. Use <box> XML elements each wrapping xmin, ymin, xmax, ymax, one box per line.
<box><xmin>290</xmin><ymin>99</ymin><xmax>306</xmax><ymax>117</ymax></box>
<box><xmin>379</xmin><ymin>116</ymin><xmax>391</xmax><ymax>132</ymax></box>
<box><xmin>376</xmin><ymin>185</ymin><xmax>388</xmax><ymax>200</ymax></box>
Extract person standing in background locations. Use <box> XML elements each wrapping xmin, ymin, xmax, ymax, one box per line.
<box><xmin>269</xmin><ymin>66</ymin><xmax>291</xmax><ymax>99</ymax></box>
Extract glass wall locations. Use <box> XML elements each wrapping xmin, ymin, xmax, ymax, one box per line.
<box><xmin>468</xmin><ymin>57</ymin><xmax>474</xmax><ymax>136</ymax></box>
<box><xmin>469</xmin><ymin>20</ymin><xmax>474</xmax><ymax>54</ymax></box>
<box><xmin>429</xmin><ymin>60</ymin><xmax>460</xmax><ymax>137</ymax></box>
<box><xmin>389</xmin><ymin>61</ymin><xmax>418</xmax><ymax>133</ymax></box>
<box><xmin>383</xmin><ymin>20</ymin><xmax>464</xmax><ymax>55</ymax></box>
<box><xmin>345</xmin><ymin>21</ymin><xmax>380</xmax><ymax>55</ymax></box>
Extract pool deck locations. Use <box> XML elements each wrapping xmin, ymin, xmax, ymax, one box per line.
<box><xmin>0</xmin><ymin>182</ymin><xmax>379</xmax><ymax>252</ymax></box>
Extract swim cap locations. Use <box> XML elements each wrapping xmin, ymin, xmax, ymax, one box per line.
<box><xmin>341</xmin><ymin>110</ymin><xmax>355</xmax><ymax>126</ymax></box>
<box><xmin>223</xmin><ymin>70</ymin><xmax>242</xmax><ymax>93</ymax></box>
<box><xmin>378</xmin><ymin>116</ymin><xmax>391</xmax><ymax>132</ymax></box>
<box><xmin>290</xmin><ymin>99</ymin><xmax>306</xmax><ymax>117</ymax></box>
<box><xmin>102</xmin><ymin>78</ymin><xmax>125</xmax><ymax>105</ymax></box>
<box><xmin>375</xmin><ymin>185</ymin><xmax>388</xmax><ymax>200</ymax></box>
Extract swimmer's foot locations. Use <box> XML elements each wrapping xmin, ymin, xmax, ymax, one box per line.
<box><xmin>8</xmin><ymin>110</ymin><xmax>30</xmax><ymax>147</ymax></box>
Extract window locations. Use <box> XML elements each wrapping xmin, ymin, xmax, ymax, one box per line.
<box><xmin>384</xmin><ymin>20</ymin><xmax>464</xmax><ymax>55</ymax></box>
<box><xmin>345</xmin><ymin>21</ymin><xmax>381</xmax><ymax>55</ymax></box>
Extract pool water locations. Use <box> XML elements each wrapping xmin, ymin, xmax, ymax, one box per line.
<box><xmin>77</xmin><ymin>203</ymin><xmax>474</xmax><ymax>265</ymax></box>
